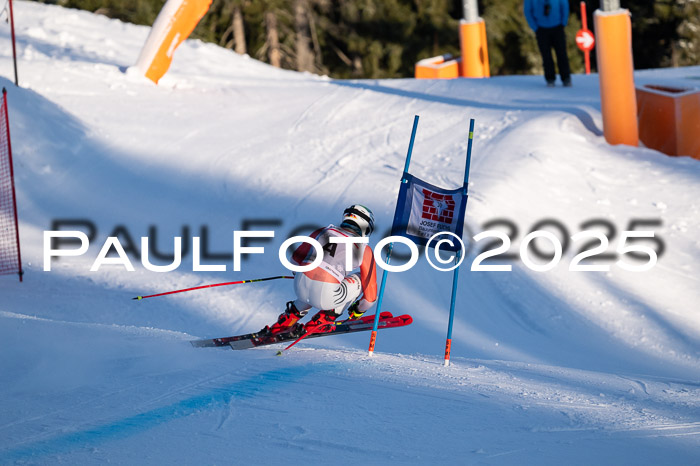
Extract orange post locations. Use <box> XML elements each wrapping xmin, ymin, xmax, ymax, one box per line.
<box><xmin>594</xmin><ymin>9</ymin><xmax>638</xmax><ymax>146</ymax></box>
<box><xmin>459</xmin><ymin>19</ymin><xmax>490</xmax><ymax>78</ymax></box>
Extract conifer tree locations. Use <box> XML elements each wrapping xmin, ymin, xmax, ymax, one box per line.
<box><xmin>39</xmin><ymin>0</ymin><xmax>700</xmax><ymax>78</ymax></box>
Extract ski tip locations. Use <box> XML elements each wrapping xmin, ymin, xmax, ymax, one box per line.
<box><xmin>133</xmin><ymin>296</ymin><xmax>143</xmax><ymax>301</ymax></box>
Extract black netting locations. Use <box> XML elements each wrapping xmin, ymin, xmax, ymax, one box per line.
<box><xmin>0</xmin><ymin>92</ymin><xmax>20</xmax><ymax>277</ymax></box>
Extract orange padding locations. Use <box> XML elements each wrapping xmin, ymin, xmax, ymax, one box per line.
<box><xmin>141</xmin><ymin>0</ymin><xmax>212</xmax><ymax>84</ymax></box>
<box><xmin>444</xmin><ymin>338</ymin><xmax>452</xmax><ymax>361</ymax></box>
<box><xmin>459</xmin><ymin>19</ymin><xmax>489</xmax><ymax>78</ymax></box>
<box><xmin>636</xmin><ymin>85</ymin><xmax>700</xmax><ymax>159</ymax></box>
<box><xmin>594</xmin><ymin>10</ymin><xmax>638</xmax><ymax>146</ymax></box>
<box><xmin>415</xmin><ymin>56</ymin><xmax>460</xmax><ymax>79</ymax></box>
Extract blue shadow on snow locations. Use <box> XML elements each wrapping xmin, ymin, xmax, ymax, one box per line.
<box><xmin>0</xmin><ymin>364</ymin><xmax>327</xmax><ymax>462</ymax></box>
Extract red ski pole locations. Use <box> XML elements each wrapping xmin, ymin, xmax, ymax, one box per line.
<box><xmin>133</xmin><ymin>275</ymin><xmax>293</xmax><ymax>300</ymax></box>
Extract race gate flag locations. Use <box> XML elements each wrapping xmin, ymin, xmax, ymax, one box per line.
<box><xmin>368</xmin><ymin>115</ymin><xmax>475</xmax><ymax>367</ymax></box>
<box><xmin>391</xmin><ymin>173</ymin><xmax>467</xmax><ymax>252</ymax></box>
<box><xmin>0</xmin><ymin>88</ymin><xmax>22</xmax><ymax>281</ymax></box>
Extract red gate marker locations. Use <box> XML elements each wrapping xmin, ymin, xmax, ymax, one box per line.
<box><xmin>577</xmin><ymin>2</ymin><xmax>595</xmax><ymax>74</ymax></box>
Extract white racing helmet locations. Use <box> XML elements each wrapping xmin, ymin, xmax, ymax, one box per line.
<box><xmin>340</xmin><ymin>204</ymin><xmax>375</xmax><ymax>237</ymax></box>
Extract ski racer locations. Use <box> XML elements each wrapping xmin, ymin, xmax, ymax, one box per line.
<box><xmin>261</xmin><ymin>204</ymin><xmax>378</xmax><ymax>336</ymax></box>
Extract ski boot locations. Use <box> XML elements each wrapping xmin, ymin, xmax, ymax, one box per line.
<box><xmin>260</xmin><ymin>301</ymin><xmax>304</xmax><ymax>336</ymax></box>
<box><xmin>304</xmin><ymin>310</ymin><xmax>339</xmax><ymax>335</ymax></box>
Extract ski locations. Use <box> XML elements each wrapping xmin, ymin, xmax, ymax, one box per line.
<box><xmin>189</xmin><ymin>311</ymin><xmax>412</xmax><ymax>350</ymax></box>
<box><xmin>189</xmin><ymin>311</ymin><xmax>398</xmax><ymax>348</ymax></box>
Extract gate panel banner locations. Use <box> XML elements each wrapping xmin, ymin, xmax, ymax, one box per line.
<box><xmin>390</xmin><ymin>173</ymin><xmax>467</xmax><ymax>252</ymax></box>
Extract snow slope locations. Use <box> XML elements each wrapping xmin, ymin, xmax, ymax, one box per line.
<box><xmin>1</xmin><ymin>2</ymin><xmax>699</xmax><ymax>463</ymax></box>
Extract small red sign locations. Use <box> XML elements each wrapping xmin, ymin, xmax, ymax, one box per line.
<box><xmin>576</xmin><ymin>29</ymin><xmax>595</xmax><ymax>52</ymax></box>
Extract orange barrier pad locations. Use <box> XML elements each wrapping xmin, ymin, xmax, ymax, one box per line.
<box><xmin>637</xmin><ymin>85</ymin><xmax>700</xmax><ymax>160</ymax></box>
<box><xmin>415</xmin><ymin>55</ymin><xmax>460</xmax><ymax>79</ymax></box>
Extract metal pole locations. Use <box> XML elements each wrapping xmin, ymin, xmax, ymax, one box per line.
<box><xmin>462</xmin><ymin>0</ymin><xmax>479</xmax><ymax>23</ymax></box>
<box><xmin>8</xmin><ymin>0</ymin><xmax>19</xmax><ymax>86</ymax></box>
<box><xmin>133</xmin><ymin>275</ymin><xmax>294</xmax><ymax>300</ymax></box>
<box><xmin>601</xmin><ymin>0</ymin><xmax>620</xmax><ymax>12</ymax></box>
<box><xmin>368</xmin><ymin>115</ymin><xmax>419</xmax><ymax>355</ymax></box>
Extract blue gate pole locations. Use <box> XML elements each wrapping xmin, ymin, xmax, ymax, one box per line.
<box><xmin>443</xmin><ymin>118</ymin><xmax>475</xmax><ymax>366</ymax></box>
<box><xmin>464</xmin><ymin>119</ymin><xmax>475</xmax><ymax>185</ymax></box>
<box><xmin>368</xmin><ymin>115</ymin><xmax>419</xmax><ymax>355</ymax></box>
<box><xmin>444</xmin><ymin>249</ymin><xmax>462</xmax><ymax>366</ymax></box>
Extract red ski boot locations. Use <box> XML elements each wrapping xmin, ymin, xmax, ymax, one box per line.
<box><xmin>261</xmin><ymin>302</ymin><xmax>304</xmax><ymax>336</ymax></box>
<box><xmin>276</xmin><ymin>311</ymin><xmax>340</xmax><ymax>354</ymax></box>
<box><xmin>304</xmin><ymin>310</ymin><xmax>339</xmax><ymax>334</ymax></box>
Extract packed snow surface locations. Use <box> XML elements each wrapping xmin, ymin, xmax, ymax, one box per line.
<box><xmin>1</xmin><ymin>2</ymin><xmax>699</xmax><ymax>463</ymax></box>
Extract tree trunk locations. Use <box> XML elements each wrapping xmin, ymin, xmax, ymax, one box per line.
<box><xmin>294</xmin><ymin>0</ymin><xmax>315</xmax><ymax>72</ymax></box>
<box><xmin>265</xmin><ymin>11</ymin><xmax>281</xmax><ymax>68</ymax></box>
<box><xmin>352</xmin><ymin>56</ymin><xmax>363</xmax><ymax>77</ymax></box>
<box><xmin>233</xmin><ymin>5</ymin><xmax>246</xmax><ymax>55</ymax></box>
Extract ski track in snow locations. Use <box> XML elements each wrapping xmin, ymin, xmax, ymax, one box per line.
<box><xmin>0</xmin><ymin>1</ymin><xmax>699</xmax><ymax>463</ymax></box>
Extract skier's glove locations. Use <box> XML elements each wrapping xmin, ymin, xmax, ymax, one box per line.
<box><xmin>347</xmin><ymin>302</ymin><xmax>365</xmax><ymax>320</ymax></box>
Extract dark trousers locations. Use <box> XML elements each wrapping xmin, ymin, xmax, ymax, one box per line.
<box><xmin>535</xmin><ymin>25</ymin><xmax>571</xmax><ymax>83</ymax></box>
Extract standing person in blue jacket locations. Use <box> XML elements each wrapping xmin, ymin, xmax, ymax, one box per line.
<box><xmin>524</xmin><ymin>0</ymin><xmax>572</xmax><ymax>87</ymax></box>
